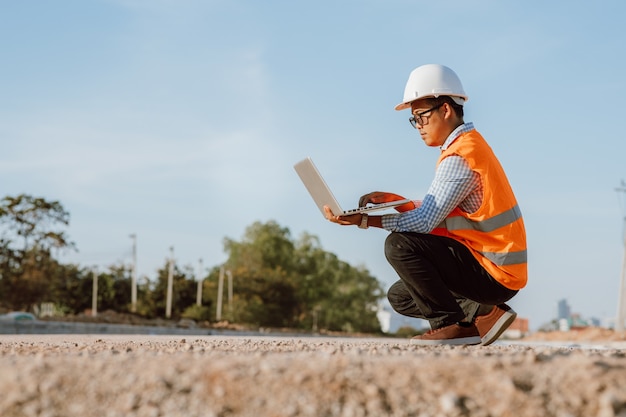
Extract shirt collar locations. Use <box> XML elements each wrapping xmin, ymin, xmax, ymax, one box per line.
<box><xmin>441</xmin><ymin>122</ymin><xmax>475</xmax><ymax>150</ymax></box>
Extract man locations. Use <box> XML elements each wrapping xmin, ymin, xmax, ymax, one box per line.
<box><xmin>324</xmin><ymin>64</ymin><xmax>527</xmax><ymax>346</ymax></box>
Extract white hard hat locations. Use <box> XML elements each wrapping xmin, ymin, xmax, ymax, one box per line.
<box><xmin>395</xmin><ymin>64</ymin><xmax>468</xmax><ymax>111</ymax></box>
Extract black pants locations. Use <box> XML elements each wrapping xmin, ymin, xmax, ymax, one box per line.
<box><xmin>385</xmin><ymin>232</ymin><xmax>518</xmax><ymax>330</ymax></box>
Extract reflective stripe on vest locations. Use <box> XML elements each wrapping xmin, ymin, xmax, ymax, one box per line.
<box><xmin>481</xmin><ymin>249</ymin><xmax>527</xmax><ymax>266</ymax></box>
<box><xmin>437</xmin><ymin>204</ymin><xmax>527</xmax><ymax>266</ymax></box>
<box><xmin>438</xmin><ymin>204</ymin><xmax>522</xmax><ymax>233</ymax></box>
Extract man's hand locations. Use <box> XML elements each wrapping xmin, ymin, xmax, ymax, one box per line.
<box><xmin>358</xmin><ymin>191</ymin><xmax>416</xmax><ymax>212</ymax></box>
<box><xmin>324</xmin><ymin>206</ymin><xmax>361</xmax><ymax>226</ymax></box>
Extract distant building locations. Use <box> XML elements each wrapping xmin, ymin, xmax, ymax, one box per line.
<box><xmin>557</xmin><ymin>299</ymin><xmax>571</xmax><ymax>321</ymax></box>
<box><xmin>376</xmin><ymin>306</ymin><xmax>391</xmax><ymax>333</ymax></box>
<box><xmin>376</xmin><ymin>304</ymin><xmax>419</xmax><ymax>333</ymax></box>
<box><xmin>377</xmin><ymin>302</ymin><xmax>426</xmax><ymax>334</ymax></box>
<box><xmin>589</xmin><ymin>317</ymin><xmax>601</xmax><ymax>327</ymax></box>
<box><xmin>503</xmin><ymin>317</ymin><xmax>529</xmax><ymax>339</ymax></box>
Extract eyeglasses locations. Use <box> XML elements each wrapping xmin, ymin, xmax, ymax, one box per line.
<box><xmin>409</xmin><ymin>103</ymin><xmax>444</xmax><ymax>128</ymax></box>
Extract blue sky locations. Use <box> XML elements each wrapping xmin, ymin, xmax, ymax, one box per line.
<box><xmin>2</xmin><ymin>0</ymin><xmax>625</xmax><ymax>330</ymax></box>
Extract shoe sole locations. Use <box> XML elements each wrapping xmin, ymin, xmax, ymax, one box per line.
<box><xmin>480</xmin><ymin>309</ymin><xmax>517</xmax><ymax>346</ymax></box>
<box><xmin>410</xmin><ymin>335</ymin><xmax>481</xmax><ymax>346</ymax></box>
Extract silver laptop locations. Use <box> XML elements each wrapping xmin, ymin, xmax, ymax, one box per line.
<box><xmin>294</xmin><ymin>157</ymin><xmax>411</xmax><ymax>217</ymax></box>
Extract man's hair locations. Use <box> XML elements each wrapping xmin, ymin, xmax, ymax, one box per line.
<box><xmin>424</xmin><ymin>96</ymin><xmax>464</xmax><ymax>118</ymax></box>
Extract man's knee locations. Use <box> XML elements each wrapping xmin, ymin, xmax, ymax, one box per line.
<box><xmin>387</xmin><ymin>280</ymin><xmax>420</xmax><ymax>317</ymax></box>
<box><xmin>387</xmin><ymin>280</ymin><xmax>409</xmax><ymax>306</ymax></box>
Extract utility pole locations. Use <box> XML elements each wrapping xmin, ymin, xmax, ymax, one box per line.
<box><xmin>166</xmin><ymin>246</ymin><xmax>174</xmax><ymax>319</ymax></box>
<box><xmin>216</xmin><ymin>266</ymin><xmax>224</xmax><ymax>321</ymax></box>
<box><xmin>129</xmin><ymin>234</ymin><xmax>137</xmax><ymax>313</ymax></box>
<box><xmin>196</xmin><ymin>258</ymin><xmax>204</xmax><ymax>307</ymax></box>
<box><xmin>226</xmin><ymin>269</ymin><xmax>233</xmax><ymax>313</ymax></box>
<box><xmin>616</xmin><ymin>180</ymin><xmax>626</xmax><ymax>332</ymax></box>
<box><xmin>92</xmin><ymin>267</ymin><xmax>98</xmax><ymax>317</ymax></box>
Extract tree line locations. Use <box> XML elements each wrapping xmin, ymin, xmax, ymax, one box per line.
<box><xmin>0</xmin><ymin>194</ymin><xmax>385</xmax><ymax>333</ymax></box>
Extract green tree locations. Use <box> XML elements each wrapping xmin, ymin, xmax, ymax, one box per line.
<box><xmin>0</xmin><ymin>194</ymin><xmax>72</xmax><ymax>252</ymax></box>
<box><xmin>96</xmin><ymin>265</ymin><xmax>130</xmax><ymax>313</ymax></box>
<box><xmin>150</xmin><ymin>261</ymin><xmax>197</xmax><ymax>319</ymax></box>
<box><xmin>48</xmin><ymin>263</ymin><xmax>93</xmax><ymax>314</ymax></box>
<box><xmin>222</xmin><ymin>221</ymin><xmax>299</xmax><ymax>327</ymax></box>
<box><xmin>222</xmin><ymin>220</ymin><xmax>384</xmax><ymax>332</ymax></box>
<box><xmin>48</xmin><ymin>264</ymin><xmax>138</xmax><ymax>316</ymax></box>
<box><xmin>0</xmin><ymin>194</ymin><xmax>74</xmax><ymax>311</ymax></box>
<box><xmin>1</xmin><ymin>248</ymin><xmax>60</xmax><ymax>311</ymax></box>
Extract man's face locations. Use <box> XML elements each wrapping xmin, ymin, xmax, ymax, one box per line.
<box><xmin>410</xmin><ymin>99</ymin><xmax>449</xmax><ymax>147</ymax></box>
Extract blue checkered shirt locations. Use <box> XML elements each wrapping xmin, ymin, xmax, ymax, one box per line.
<box><xmin>381</xmin><ymin>122</ymin><xmax>483</xmax><ymax>233</ymax></box>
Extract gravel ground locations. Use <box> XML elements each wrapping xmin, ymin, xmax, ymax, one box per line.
<box><xmin>1</xmin><ymin>334</ymin><xmax>626</xmax><ymax>417</ymax></box>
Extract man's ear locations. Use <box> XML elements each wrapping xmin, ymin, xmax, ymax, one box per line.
<box><xmin>443</xmin><ymin>102</ymin><xmax>460</xmax><ymax>121</ymax></box>
<box><xmin>442</xmin><ymin>102</ymin><xmax>453</xmax><ymax>118</ymax></box>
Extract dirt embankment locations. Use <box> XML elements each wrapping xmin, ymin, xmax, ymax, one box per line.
<box><xmin>1</xmin><ymin>334</ymin><xmax>626</xmax><ymax>417</ymax></box>
<box><xmin>523</xmin><ymin>327</ymin><xmax>626</xmax><ymax>343</ymax></box>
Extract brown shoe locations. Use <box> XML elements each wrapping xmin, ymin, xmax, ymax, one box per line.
<box><xmin>410</xmin><ymin>323</ymin><xmax>481</xmax><ymax>346</ymax></box>
<box><xmin>474</xmin><ymin>304</ymin><xmax>517</xmax><ymax>346</ymax></box>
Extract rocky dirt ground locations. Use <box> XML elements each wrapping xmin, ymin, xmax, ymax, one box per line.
<box><xmin>1</xmin><ymin>333</ymin><xmax>626</xmax><ymax>417</ymax></box>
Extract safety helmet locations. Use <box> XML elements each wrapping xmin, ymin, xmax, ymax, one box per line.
<box><xmin>395</xmin><ymin>64</ymin><xmax>468</xmax><ymax>111</ymax></box>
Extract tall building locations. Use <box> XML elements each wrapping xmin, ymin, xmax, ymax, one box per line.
<box><xmin>557</xmin><ymin>299</ymin><xmax>571</xmax><ymax>321</ymax></box>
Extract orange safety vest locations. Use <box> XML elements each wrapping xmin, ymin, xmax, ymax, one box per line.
<box><xmin>431</xmin><ymin>129</ymin><xmax>528</xmax><ymax>290</ymax></box>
